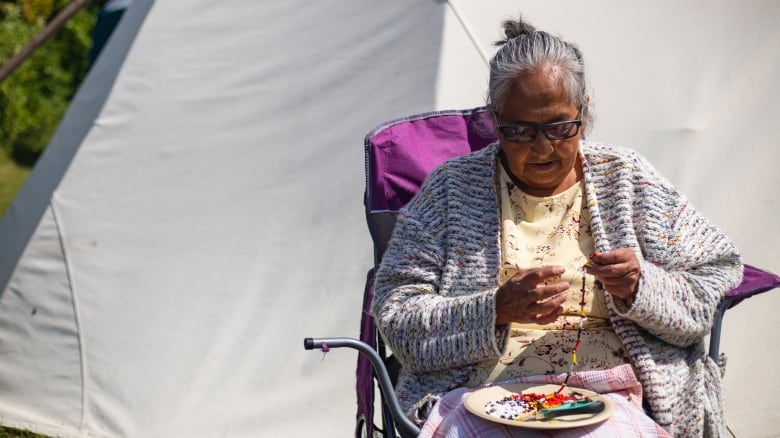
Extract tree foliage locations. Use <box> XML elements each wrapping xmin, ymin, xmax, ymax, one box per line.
<box><xmin>0</xmin><ymin>0</ymin><xmax>99</xmax><ymax>165</ymax></box>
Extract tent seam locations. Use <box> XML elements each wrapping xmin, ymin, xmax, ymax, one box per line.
<box><xmin>445</xmin><ymin>0</ymin><xmax>489</xmax><ymax>65</ymax></box>
<box><xmin>51</xmin><ymin>196</ymin><xmax>89</xmax><ymax>432</ymax></box>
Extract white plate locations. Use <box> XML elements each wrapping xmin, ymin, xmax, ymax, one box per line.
<box><xmin>463</xmin><ymin>383</ymin><xmax>614</xmax><ymax>429</ymax></box>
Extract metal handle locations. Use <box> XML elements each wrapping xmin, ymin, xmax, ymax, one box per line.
<box><xmin>303</xmin><ymin>337</ymin><xmax>420</xmax><ymax>438</ymax></box>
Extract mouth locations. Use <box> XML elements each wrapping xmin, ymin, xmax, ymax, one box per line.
<box><xmin>530</xmin><ymin>161</ymin><xmax>557</xmax><ymax>171</ymax></box>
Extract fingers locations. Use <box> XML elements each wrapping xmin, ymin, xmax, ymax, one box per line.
<box><xmin>526</xmin><ymin>278</ymin><xmax>570</xmax><ymax>301</ymax></box>
<box><xmin>533</xmin><ymin>306</ymin><xmax>564</xmax><ymax>325</ymax></box>
<box><xmin>587</xmin><ymin>260</ymin><xmax>638</xmax><ymax>280</ymax></box>
<box><xmin>505</xmin><ymin>265</ymin><xmax>567</xmax><ymax>300</ymax></box>
<box><xmin>527</xmin><ymin>287</ymin><xmax>568</xmax><ymax>312</ymax></box>
<box><xmin>526</xmin><ymin>289</ymin><xmax>568</xmax><ymax>325</ymax></box>
<box><xmin>588</xmin><ymin>248</ymin><xmax>633</xmax><ymax>265</ymax></box>
<box><xmin>585</xmin><ymin>248</ymin><xmax>640</xmax><ymax>300</ymax></box>
<box><xmin>495</xmin><ymin>266</ymin><xmax>569</xmax><ymax>325</ymax></box>
<box><xmin>496</xmin><ymin>293</ymin><xmax>566</xmax><ymax>326</ymax></box>
<box><xmin>514</xmin><ymin>265</ymin><xmax>566</xmax><ymax>284</ymax></box>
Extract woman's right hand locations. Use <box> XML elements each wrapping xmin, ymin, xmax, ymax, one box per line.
<box><xmin>495</xmin><ymin>266</ymin><xmax>569</xmax><ymax>326</ymax></box>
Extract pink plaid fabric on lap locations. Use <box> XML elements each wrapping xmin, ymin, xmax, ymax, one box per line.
<box><xmin>419</xmin><ymin>364</ymin><xmax>671</xmax><ymax>438</ymax></box>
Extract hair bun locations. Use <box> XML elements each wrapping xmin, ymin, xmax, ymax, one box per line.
<box><xmin>495</xmin><ymin>16</ymin><xmax>536</xmax><ymax>46</ymax></box>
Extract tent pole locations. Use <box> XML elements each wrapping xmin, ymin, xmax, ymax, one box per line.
<box><xmin>0</xmin><ymin>0</ymin><xmax>93</xmax><ymax>84</ymax></box>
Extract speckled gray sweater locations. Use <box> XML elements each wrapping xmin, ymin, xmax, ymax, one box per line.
<box><xmin>371</xmin><ymin>142</ymin><xmax>742</xmax><ymax>437</ymax></box>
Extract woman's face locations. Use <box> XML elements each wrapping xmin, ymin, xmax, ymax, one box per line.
<box><xmin>496</xmin><ymin>69</ymin><xmax>584</xmax><ymax>197</ymax></box>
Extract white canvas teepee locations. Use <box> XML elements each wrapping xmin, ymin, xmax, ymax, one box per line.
<box><xmin>0</xmin><ymin>1</ymin><xmax>778</xmax><ymax>436</ymax></box>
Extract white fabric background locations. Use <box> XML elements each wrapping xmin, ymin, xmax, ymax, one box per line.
<box><xmin>0</xmin><ymin>1</ymin><xmax>777</xmax><ymax>436</ymax></box>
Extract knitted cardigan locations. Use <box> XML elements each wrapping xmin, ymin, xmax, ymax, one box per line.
<box><xmin>371</xmin><ymin>141</ymin><xmax>743</xmax><ymax>437</ymax></box>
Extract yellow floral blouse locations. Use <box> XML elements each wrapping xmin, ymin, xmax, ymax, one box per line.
<box><xmin>467</xmin><ymin>162</ymin><xmax>630</xmax><ymax>386</ymax></box>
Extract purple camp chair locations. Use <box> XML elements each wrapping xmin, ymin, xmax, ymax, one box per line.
<box><xmin>304</xmin><ymin>107</ymin><xmax>780</xmax><ymax>438</ymax></box>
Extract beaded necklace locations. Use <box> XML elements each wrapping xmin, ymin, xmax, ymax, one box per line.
<box><xmin>555</xmin><ymin>256</ymin><xmax>593</xmax><ymax>394</ymax></box>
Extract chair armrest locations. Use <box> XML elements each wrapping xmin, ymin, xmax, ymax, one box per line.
<box><xmin>724</xmin><ymin>264</ymin><xmax>780</xmax><ymax>309</ymax></box>
<box><xmin>304</xmin><ymin>337</ymin><xmax>421</xmax><ymax>438</ymax></box>
<box><xmin>708</xmin><ymin>264</ymin><xmax>780</xmax><ymax>361</ymax></box>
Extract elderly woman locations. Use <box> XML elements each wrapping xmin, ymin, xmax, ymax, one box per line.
<box><xmin>370</xmin><ymin>16</ymin><xmax>742</xmax><ymax>438</ymax></box>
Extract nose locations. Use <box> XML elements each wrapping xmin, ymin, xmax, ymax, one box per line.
<box><xmin>530</xmin><ymin>133</ymin><xmax>554</xmax><ymax>155</ymax></box>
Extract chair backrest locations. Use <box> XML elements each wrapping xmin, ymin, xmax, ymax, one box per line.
<box><xmin>363</xmin><ymin>107</ymin><xmax>496</xmax><ymax>264</ymax></box>
<box><xmin>359</xmin><ymin>108</ymin><xmax>495</xmax><ymax>438</ymax></box>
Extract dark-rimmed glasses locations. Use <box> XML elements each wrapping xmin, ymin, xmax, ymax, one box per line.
<box><xmin>492</xmin><ymin>110</ymin><xmax>582</xmax><ymax>143</ymax></box>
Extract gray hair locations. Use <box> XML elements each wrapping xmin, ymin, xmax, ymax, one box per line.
<box><xmin>487</xmin><ymin>17</ymin><xmax>593</xmax><ymax>131</ymax></box>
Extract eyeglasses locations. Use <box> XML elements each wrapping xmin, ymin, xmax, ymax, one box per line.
<box><xmin>492</xmin><ymin>111</ymin><xmax>582</xmax><ymax>143</ymax></box>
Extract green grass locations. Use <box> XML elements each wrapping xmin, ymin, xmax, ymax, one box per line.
<box><xmin>0</xmin><ymin>150</ymin><xmax>31</xmax><ymax>218</ymax></box>
<box><xmin>0</xmin><ymin>426</ymin><xmax>48</xmax><ymax>438</ymax></box>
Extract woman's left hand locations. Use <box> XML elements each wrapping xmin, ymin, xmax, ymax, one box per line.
<box><xmin>584</xmin><ymin>248</ymin><xmax>641</xmax><ymax>300</ymax></box>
